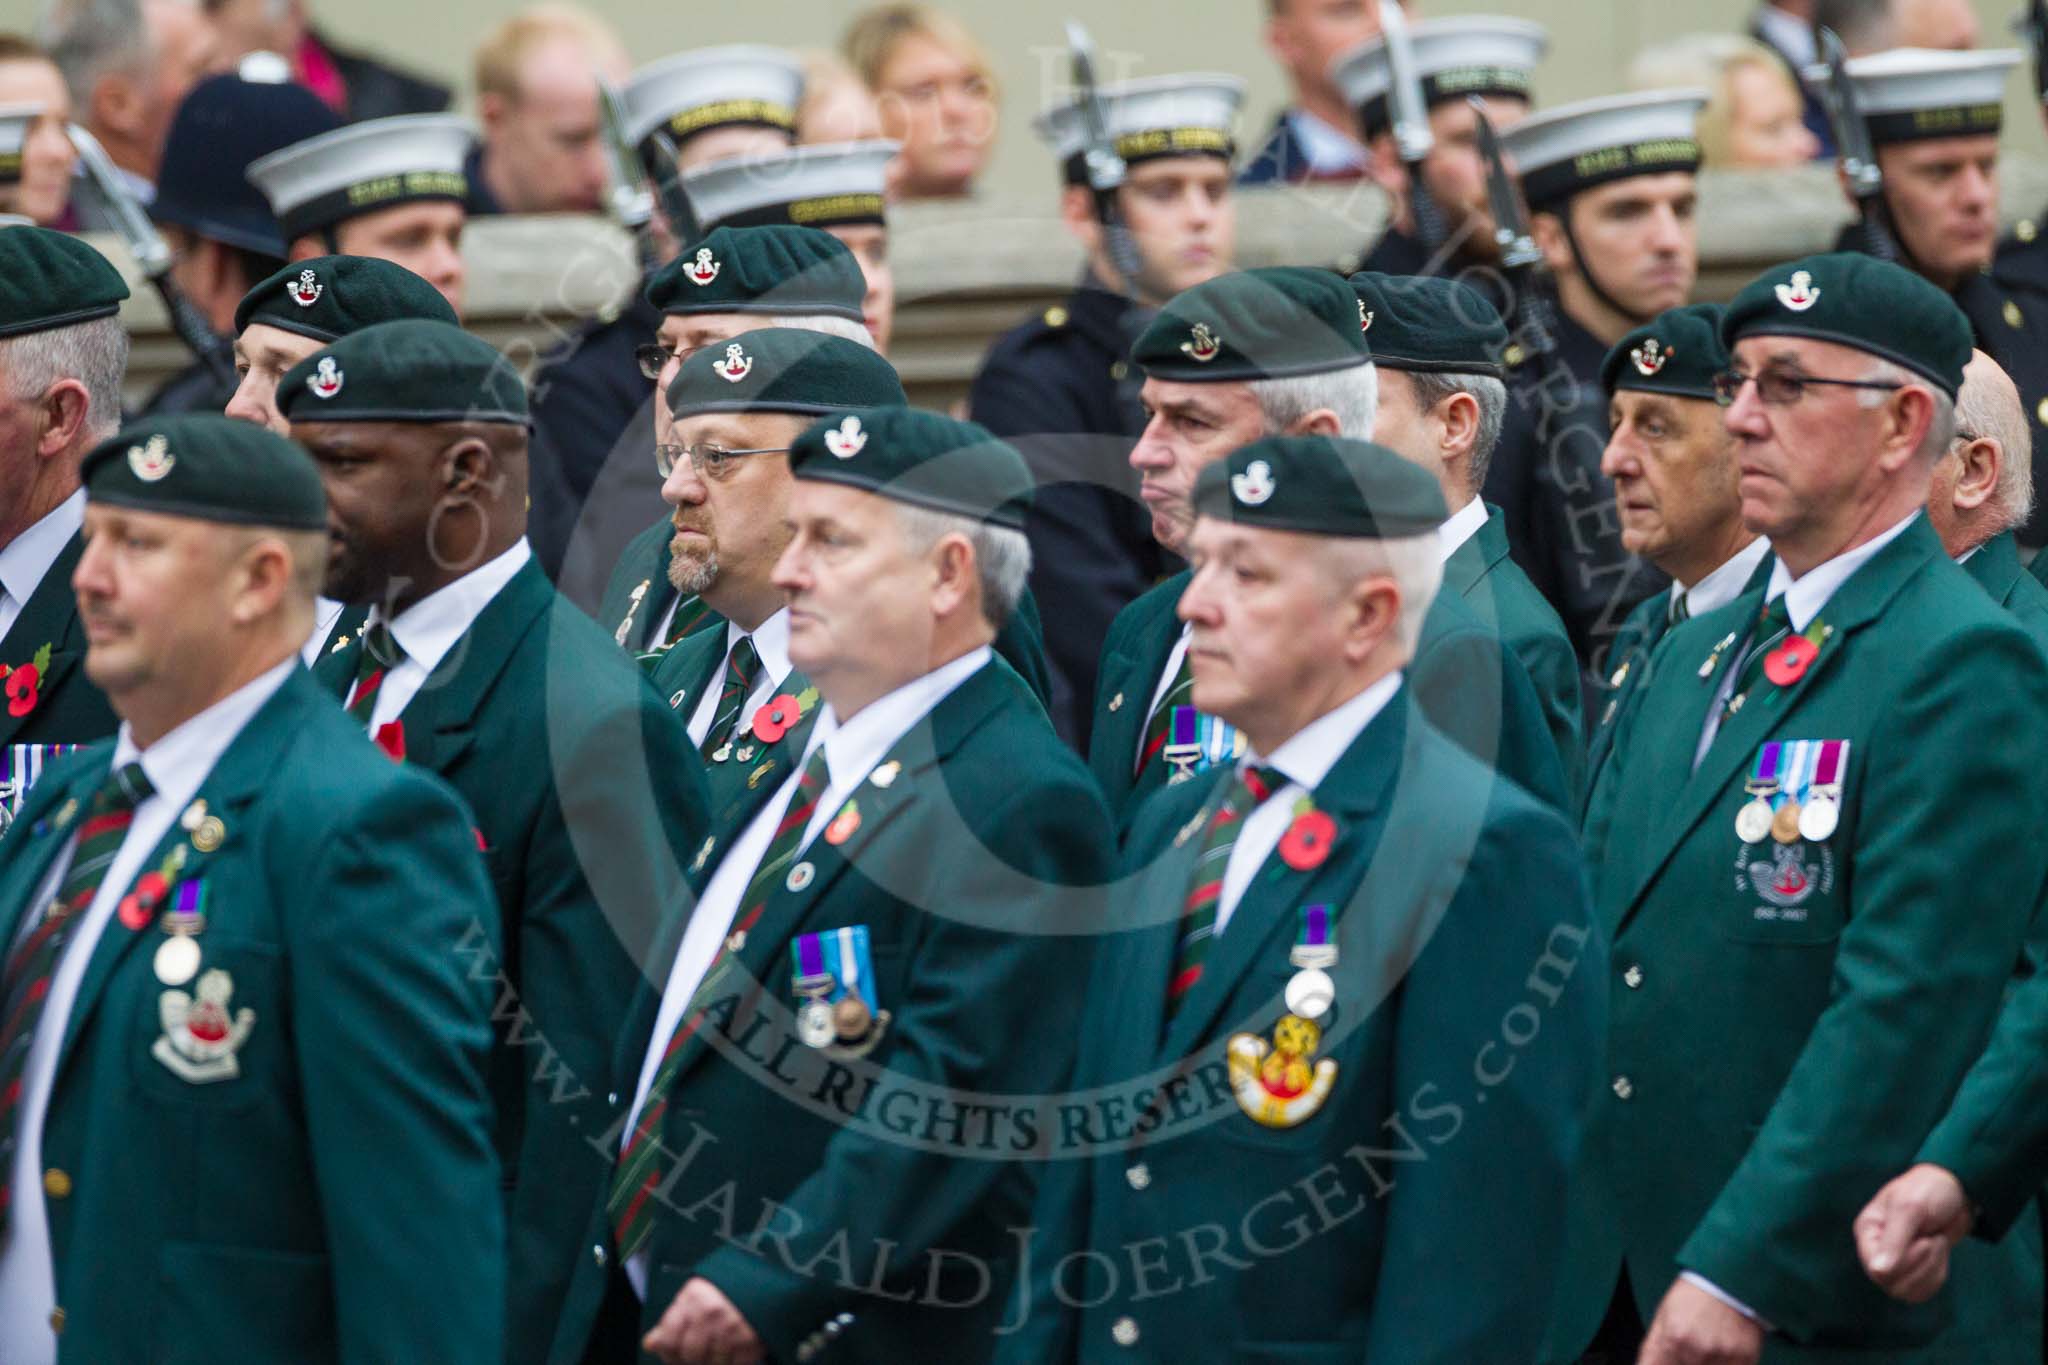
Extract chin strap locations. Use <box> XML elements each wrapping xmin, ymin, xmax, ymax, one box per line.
<box><xmin>1558</xmin><ymin>208</ymin><xmax>1659</xmax><ymax>332</ymax></box>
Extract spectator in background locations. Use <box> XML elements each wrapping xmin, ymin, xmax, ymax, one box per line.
<box><xmin>798</xmin><ymin>49</ymin><xmax>882</xmax><ymax>142</ymax></box>
<box><xmin>0</xmin><ymin>36</ymin><xmax>75</xmax><ymax>226</ymax></box>
<box><xmin>37</xmin><ymin>0</ymin><xmax>216</xmax><ymax>206</ymax></box>
<box><xmin>1240</xmin><ymin>0</ymin><xmax>1382</xmax><ymax>186</ymax></box>
<box><xmin>1630</xmin><ymin>34</ymin><xmax>1821</xmax><ymax>169</ymax></box>
<box><xmin>843</xmin><ymin>4</ymin><xmax>995</xmax><ymax>199</ymax></box>
<box><xmin>1747</xmin><ymin>0</ymin><xmax>1833</xmax><ymax>155</ymax></box>
<box><xmin>201</xmin><ymin>0</ymin><xmax>451</xmax><ymax>121</ymax></box>
<box><xmin>467</xmin><ymin>4</ymin><xmax>627</xmax><ymax>216</ymax></box>
<box><xmin>1815</xmin><ymin>0</ymin><xmax>1980</xmax><ymax>54</ymax></box>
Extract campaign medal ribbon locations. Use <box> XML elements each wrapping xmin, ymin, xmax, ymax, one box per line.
<box><xmin>153</xmin><ymin>878</ymin><xmax>207</xmax><ymax>987</ymax></box>
<box><xmin>789</xmin><ymin>925</ymin><xmax>881</xmax><ymax>1049</ymax></box>
<box><xmin>1284</xmin><ymin>903</ymin><xmax>1338</xmax><ymax>1020</ymax></box>
<box><xmin>1799</xmin><ymin>740</ymin><xmax>1848</xmax><ymax>841</ymax></box>
<box><xmin>1736</xmin><ymin>742</ymin><xmax>1780</xmax><ymax>844</ymax></box>
<box><xmin>1771</xmin><ymin>739</ymin><xmax>1815</xmax><ymax>844</ymax></box>
<box><xmin>790</xmin><ymin>933</ymin><xmax>837</xmax><ymax>1048</ymax></box>
<box><xmin>1161</xmin><ymin>707</ymin><xmax>1203</xmax><ymax>785</ymax></box>
<box><xmin>0</xmin><ymin>744</ymin><xmax>81</xmax><ymax>830</ymax></box>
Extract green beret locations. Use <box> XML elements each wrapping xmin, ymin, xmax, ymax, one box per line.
<box><xmin>1602</xmin><ymin>303</ymin><xmax>1728</xmax><ymax>400</ymax></box>
<box><xmin>645</xmin><ymin>225</ymin><xmax>866</xmax><ymax>322</ymax></box>
<box><xmin>276</xmin><ymin>320</ymin><xmax>527</xmax><ymax>427</ymax></box>
<box><xmin>1133</xmin><ymin>267</ymin><xmax>1369</xmax><ymax>383</ymax></box>
<box><xmin>234</xmin><ymin>255</ymin><xmax>458</xmax><ymax>344</ymax></box>
<box><xmin>82</xmin><ymin>413</ymin><xmax>326</xmax><ymax>531</ymax></box>
<box><xmin>669</xmin><ymin>329</ymin><xmax>903</xmax><ymax>421</ymax></box>
<box><xmin>789</xmin><ymin>408</ymin><xmax>1033</xmax><ymax>531</ymax></box>
<box><xmin>1721</xmin><ymin>252</ymin><xmax>1971</xmax><ymax>398</ymax></box>
<box><xmin>0</xmin><ymin>227</ymin><xmax>129</xmax><ymax>339</ymax></box>
<box><xmin>1192</xmin><ymin>434</ymin><xmax>1447</xmax><ymax>538</ymax></box>
<box><xmin>1346</xmin><ymin>271</ymin><xmax>1507</xmax><ymax>377</ymax></box>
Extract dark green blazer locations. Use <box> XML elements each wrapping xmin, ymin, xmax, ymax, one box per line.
<box><xmin>1445</xmin><ymin>503</ymin><xmax>1586</xmax><ymax>804</ymax></box>
<box><xmin>1088</xmin><ymin>570</ymin><xmax>1571</xmax><ymax>820</ymax></box>
<box><xmin>0</xmin><ymin>667</ymin><xmax>503</xmax><ymax>1363</ymax></box>
<box><xmin>1002</xmin><ymin>690</ymin><xmax>1604</xmax><ymax>1362</ymax></box>
<box><xmin>315</xmin><ymin>559</ymin><xmax>710</xmax><ymax>1365</ymax></box>
<box><xmin>0</xmin><ymin>532</ymin><xmax>116</xmax><ymax>751</ymax></box>
<box><xmin>1963</xmin><ymin>530</ymin><xmax>2048</xmax><ymax>655</ymax></box>
<box><xmin>548</xmin><ymin>658</ymin><xmax>1116</xmax><ymax>1365</ymax></box>
<box><xmin>1551</xmin><ymin>517</ymin><xmax>2048</xmax><ymax>1360</ymax></box>
<box><xmin>645</xmin><ymin>625</ymin><xmax>825</xmax><ymax>839</ymax></box>
<box><xmin>595</xmin><ymin>517</ymin><xmax>689</xmax><ymax>655</ymax></box>
<box><xmin>1582</xmin><ymin>548</ymin><xmax>1776</xmax><ymax>822</ymax></box>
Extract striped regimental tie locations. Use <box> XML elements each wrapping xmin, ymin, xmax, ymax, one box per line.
<box><xmin>1164</xmin><ymin>764</ymin><xmax>1286</xmax><ymax>1020</ymax></box>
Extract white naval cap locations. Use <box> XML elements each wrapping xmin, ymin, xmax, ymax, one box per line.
<box><xmin>1804</xmin><ymin>47</ymin><xmax>2020</xmax><ymax>144</ymax></box>
<box><xmin>1330</xmin><ymin>17</ymin><xmax>1549</xmax><ymax>137</ymax></box>
<box><xmin>1500</xmin><ymin>87</ymin><xmax>1707</xmax><ymax>209</ymax></box>
<box><xmin>247</xmin><ymin>113</ymin><xmax>473</xmax><ymax>242</ymax></box>
<box><xmin>623</xmin><ymin>46</ymin><xmax>805</xmax><ymax>150</ymax></box>
<box><xmin>682</xmin><ymin>139</ymin><xmax>899</xmax><ymax>232</ymax></box>
<box><xmin>1035</xmin><ymin>73</ymin><xmax>1246</xmax><ymax>183</ymax></box>
<box><xmin>0</xmin><ymin>105</ymin><xmax>41</xmax><ymax>186</ymax></box>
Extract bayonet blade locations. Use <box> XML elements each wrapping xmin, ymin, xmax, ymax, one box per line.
<box><xmin>1381</xmin><ymin>0</ymin><xmax>1435</xmax><ymax>165</ymax></box>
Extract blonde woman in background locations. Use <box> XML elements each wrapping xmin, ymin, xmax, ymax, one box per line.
<box><xmin>0</xmin><ymin>36</ymin><xmax>75</xmax><ymax>226</ymax></box>
<box><xmin>1631</xmin><ymin>33</ymin><xmax>1821</xmax><ymax>168</ymax></box>
<box><xmin>842</xmin><ymin>3</ymin><xmax>995</xmax><ymax>198</ymax></box>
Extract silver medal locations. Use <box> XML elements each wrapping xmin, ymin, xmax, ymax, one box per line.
<box><xmin>797</xmin><ymin>998</ymin><xmax>836</xmax><ymax>1048</ymax></box>
<box><xmin>1734</xmin><ymin>798</ymin><xmax>1774</xmax><ymax>844</ymax></box>
<box><xmin>1284</xmin><ymin>967</ymin><xmax>1335</xmax><ymax>1020</ymax></box>
<box><xmin>1799</xmin><ymin>796</ymin><xmax>1839</xmax><ymax>842</ymax></box>
<box><xmin>153</xmin><ymin>934</ymin><xmax>200</xmax><ymax>986</ymax></box>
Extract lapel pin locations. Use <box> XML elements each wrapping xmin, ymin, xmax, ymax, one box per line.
<box><xmin>179</xmin><ymin>800</ymin><xmax>207</xmax><ymax>832</ymax></box>
<box><xmin>191</xmin><ymin>817</ymin><xmax>226</xmax><ymax>853</ymax></box>
<box><xmin>691</xmin><ymin>836</ymin><xmax>715</xmax><ymax>872</ymax></box>
<box><xmin>786</xmin><ymin>861</ymin><xmax>815</xmax><ymax>893</ymax></box>
<box><xmin>870</xmin><ymin>761</ymin><xmax>901</xmax><ymax>789</ymax></box>
<box><xmin>1107</xmin><ymin>692</ymin><xmax>1124</xmax><ymax>713</ymax></box>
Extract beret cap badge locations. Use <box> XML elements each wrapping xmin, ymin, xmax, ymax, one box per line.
<box><xmin>127</xmin><ymin>435</ymin><xmax>175</xmax><ymax>483</ymax></box>
<box><xmin>1231</xmin><ymin>459</ymin><xmax>1276</xmax><ymax>506</ymax></box>
<box><xmin>1776</xmin><ymin>270</ymin><xmax>1820</xmax><ymax>312</ymax></box>
<box><xmin>1182</xmin><ymin>322</ymin><xmax>1221</xmax><ymax>363</ymax></box>
<box><xmin>712</xmin><ymin>343</ymin><xmax>754</xmax><ymax>383</ymax></box>
<box><xmin>685</xmin><ymin>248</ymin><xmax>720</xmax><ymax>286</ymax></box>
<box><xmin>1631</xmin><ymin>339</ymin><xmax>1671</xmax><ymax>376</ymax></box>
<box><xmin>288</xmin><ymin>269</ymin><xmax>323</xmax><ymax>307</ymax></box>
<box><xmin>307</xmin><ymin>356</ymin><xmax>344</xmax><ymax>399</ymax></box>
<box><xmin>823</xmin><ymin>415</ymin><xmax>867</xmax><ymax>459</ymax></box>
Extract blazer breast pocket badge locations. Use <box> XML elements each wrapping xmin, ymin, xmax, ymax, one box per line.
<box><xmin>153</xmin><ymin>967</ymin><xmax>256</xmax><ymax>1083</ymax></box>
<box><xmin>790</xmin><ymin>925</ymin><xmax>889</xmax><ymax>1058</ymax></box>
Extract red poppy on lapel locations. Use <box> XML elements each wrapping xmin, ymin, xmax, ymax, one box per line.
<box><xmin>1278</xmin><ymin>807</ymin><xmax>1336</xmax><ymax>871</ymax></box>
<box><xmin>374</xmin><ymin>720</ymin><xmax>407</xmax><ymax>762</ymax></box>
<box><xmin>0</xmin><ymin>643</ymin><xmax>53</xmax><ymax>719</ymax></box>
<box><xmin>752</xmin><ymin>694</ymin><xmax>803</xmax><ymax>744</ymax></box>
<box><xmin>1763</xmin><ymin>635</ymin><xmax>1819</xmax><ymax>687</ymax></box>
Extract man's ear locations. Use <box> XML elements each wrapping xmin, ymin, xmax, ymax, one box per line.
<box><xmin>928</xmin><ymin>532</ymin><xmax>978</xmax><ymax>619</ymax></box>
<box><xmin>34</xmin><ymin>380</ymin><xmax>93</xmax><ymax>460</ymax></box>
<box><xmin>442</xmin><ymin>435</ymin><xmax>496</xmax><ymax>496</ymax></box>
<box><xmin>1950</xmin><ymin>436</ymin><xmax>2001</xmax><ymax>512</ymax></box>
<box><xmin>1059</xmin><ymin>183</ymin><xmax>1103</xmax><ymax>251</ymax></box>
<box><xmin>1531</xmin><ymin>209</ymin><xmax>1574</xmax><ymax>277</ymax></box>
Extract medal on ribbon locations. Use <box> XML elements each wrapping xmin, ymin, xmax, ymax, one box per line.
<box><xmin>1736</xmin><ymin>742</ymin><xmax>1780</xmax><ymax>843</ymax></box>
<box><xmin>1161</xmin><ymin>706</ymin><xmax>1246</xmax><ymax>786</ymax></box>
<box><xmin>1799</xmin><ymin>740</ymin><xmax>1847</xmax><ymax>840</ymax></box>
<box><xmin>1284</xmin><ymin>904</ymin><xmax>1338</xmax><ymax>1020</ymax></box>
<box><xmin>0</xmin><ymin>742</ymin><xmax>81</xmax><ymax>834</ymax></box>
<box><xmin>152</xmin><ymin>878</ymin><xmax>208</xmax><ymax>986</ymax></box>
<box><xmin>789</xmin><ymin>925</ymin><xmax>889</xmax><ymax>1056</ymax></box>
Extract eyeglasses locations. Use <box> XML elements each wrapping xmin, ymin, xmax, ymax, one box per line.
<box><xmin>655</xmin><ymin>442</ymin><xmax>794</xmax><ymax>479</ymax></box>
<box><xmin>635</xmin><ymin>343</ymin><xmax>684</xmax><ymax>381</ymax></box>
<box><xmin>1712</xmin><ymin>367</ymin><xmax>1906</xmax><ymax>407</ymax></box>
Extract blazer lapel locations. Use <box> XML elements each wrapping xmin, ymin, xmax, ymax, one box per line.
<box><xmin>396</xmin><ymin>561</ymin><xmax>553</xmax><ymax>773</ymax></box>
<box><xmin>0</xmin><ymin>533</ymin><xmax>89</xmax><ymax>747</ymax></box>
<box><xmin>52</xmin><ymin>673</ymin><xmax>314</xmax><ymax>1087</ymax></box>
<box><xmin>0</xmin><ymin>758</ymin><xmax>108</xmax><ymax>951</ymax></box>
<box><xmin>1619</xmin><ymin>524</ymin><xmax>1936</xmax><ymax>929</ymax></box>
<box><xmin>1442</xmin><ymin>505</ymin><xmax>1510</xmax><ymax>599</ymax></box>
<box><xmin>1158</xmin><ymin>697</ymin><xmax>1406</xmax><ymax>1061</ymax></box>
<box><xmin>1961</xmin><ymin>530</ymin><xmax>2025</xmax><ymax>607</ymax></box>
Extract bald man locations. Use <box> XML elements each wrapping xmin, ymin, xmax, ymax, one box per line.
<box><xmin>1927</xmin><ymin>351</ymin><xmax>2048</xmax><ymax>652</ymax></box>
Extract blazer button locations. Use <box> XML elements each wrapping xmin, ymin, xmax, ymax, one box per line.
<box><xmin>1612</xmin><ymin>1075</ymin><xmax>1634</xmax><ymax>1100</ymax></box>
<box><xmin>607</xmin><ymin>1091</ymin><xmax>619</xmax><ymax>1106</ymax></box>
<box><xmin>48</xmin><ymin>1307</ymin><xmax>65</xmax><ymax>1333</ymax></box>
<box><xmin>592</xmin><ymin>1244</ymin><xmax>608</xmax><ymax>1268</ymax></box>
<box><xmin>1622</xmin><ymin>964</ymin><xmax>1644</xmax><ymax>990</ymax></box>
<box><xmin>42</xmin><ymin>1168</ymin><xmax>70</xmax><ymax>1199</ymax></box>
<box><xmin>1125</xmin><ymin>1163</ymin><xmax>1151</xmax><ymax>1191</ymax></box>
<box><xmin>1112</xmin><ymin>1316</ymin><xmax>1140</xmax><ymax>1346</ymax></box>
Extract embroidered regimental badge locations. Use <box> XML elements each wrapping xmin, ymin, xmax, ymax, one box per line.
<box><xmin>152</xmin><ymin>968</ymin><xmax>256</xmax><ymax>1083</ymax></box>
<box><xmin>1231</xmin><ymin>458</ymin><xmax>1275</xmax><ymax>506</ymax></box>
<box><xmin>1631</xmin><ymin>338</ymin><xmax>1671</xmax><ymax>376</ymax></box>
<box><xmin>288</xmin><ymin>268</ymin><xmax>323</xmax><ymax>307</ymax></box>
<box><xmin>128</xmin><ymin>434</ymin><xmax>174</xmax><ymax>481</ymax></box>
<box><xmin>1775</xmin><ymin>270</ymin><xmax>1820</xmax><ymax>312</ymax></box>
<box><xmin>307</xmin><ymin>356</ymin><xmax>344</xmax><ymax>399</ymax></box>
<box><xmin>824</xmin><ymin>415</ymin><xmax>867</xmax><ymax>458</ymax></box>
<box><xmin>1181</xmin><ymin>322</ymin><xmax>1221</xmax><ymax>363</ymax></box>
<box><xmin>685</xmin><ymin>247</ymin><xmax>720</xmax><ymax>285</ymax></box>
<box><xmin>713</xmin><ymin>343</ymin><xmax>753</xmax><ymax>383</ymax></box>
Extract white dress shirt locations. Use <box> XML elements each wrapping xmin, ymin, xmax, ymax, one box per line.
<box><xmin>345</xmin><ymin>540</ymin><xmax>531</xmax><ymax>732</ymax></box>
<box><xmin>1677</xmin><ymin>536</ymin><xmax>1772</xmax><ymax>621</ymax></box>
<box><xmin>0</xmin><ymin>655</ymin><xmax>295</xmax><ymax>1365</ymax></box>
<box><xmin>621</xmin><ymin>646</ymin><xmax>992</xmax><ymax>1297</ymax></box>
<box><xmin>1213</xmin><ymin>672</ymin><xmax>1402</xmax><ymax>936</ymax></box>
<box><xmin>299</xmin><ymin>595</ymin><xmax>351</xmax><ymax>668</ymax></box>
<box><xmin>683</xmin><ymin>609</ymin><xmax>793</xmax><ymax>749</ymax></box>
<box><xmin>1286</xmin><ymin>108</ymin><xmax>1369</xmax><ymax>176</ymax></box>
<box><xmin>0</xmin><ymin>492</ymin><xmax>83</xmax><ymax>646</ymax></box>
<box><xmin>1437</xmin><ymin>496</ymin><xmax>1490</xmax><ymax>564</ymax></box>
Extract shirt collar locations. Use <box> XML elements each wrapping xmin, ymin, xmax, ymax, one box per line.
<box><xmin>804</xmin><ymin>646</ymin><xmax>992</xmax><ymax>791</ymax></box>
<box><xmin>1956</xmin><ymin>544</ymin><xmax>1982</xmax><ymax>565</ymax></box>
<box><xmin>727</xmin><ymin>606</ymin><xmax>794</xmax><ymax>685</ymax></box>
<box><xmin>113</xmin><ymin>656</ymin><xmax>298</xmax><ymax>808</ymax></box>
<box><xmin>0</xmin><ymin>489</ymin><xmax>84</xmax><ymax>611</ymax></box>
<box><xmin>374</xmin><ymin>539</ymin><xmax>532</xmax><ymax>676</ymax></box>
<box><xmin>1682</xmin><ymin>536</ymin><xmax>1772</xmax><ymax>618</ymax></box>
<box><xmin>1765</xmin><ymin>512</ymin><xmax>1919</xmax><ymax>632</ymax></box>
<box><xmin>1287</xmin><ymin>108</ymin><xmax>1369</xmax><ymax>174</ymax></box>
<box><xmin>1254</xmin><ymin>670</ymin><xmax>1404</xmax><ymax>793</ymax></box>
<box><xmin>1438</xmin><ymin>496</ymin><xmax>1490</xmax><ymax>563</ymax></box>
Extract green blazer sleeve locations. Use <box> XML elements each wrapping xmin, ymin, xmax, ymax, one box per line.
<box><xmin>1411</xmin><ymin>596</ymin><xmax>1572</xmax><ymax>812</ymax></box>
<box><xmin>1676</xmin><ymin>619</ymin><xmax>2048</xmax><ymax>1335</ymax></box>
<box><xmin>289</xmin><ymin>766</ymin><xmax>507</xmax><ymax>1365</ymax></box>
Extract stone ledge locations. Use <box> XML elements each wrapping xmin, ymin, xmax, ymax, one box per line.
<box><xmin>100</xmin><ymin>160</ymin><xmax>2048</xmax><ymax>409</ymax></box>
